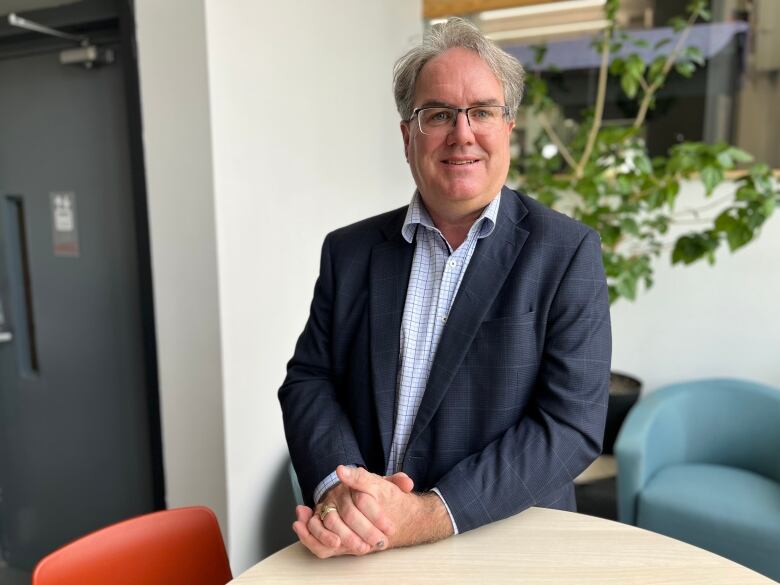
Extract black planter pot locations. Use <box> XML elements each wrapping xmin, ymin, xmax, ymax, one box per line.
<box><xmin>602</xmin><ymin>371</ymin><xmax>642</xmax><ymax>455</ymax></box>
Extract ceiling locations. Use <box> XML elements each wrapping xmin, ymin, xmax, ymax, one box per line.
<box><xmin>425</xmin><ymin>0</ymin><xmax>654</xmax><ymax>44</ymax></box>
<box><xmin>424</xmin><ymin>0</ymin><xmax>562</xmax><ymax>19</ymax></box>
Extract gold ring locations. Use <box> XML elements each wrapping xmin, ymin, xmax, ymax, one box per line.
<box><xmin>319</xmin><ymin>504</ymin><xmax>338</xmax><ymax>522</ymax></box>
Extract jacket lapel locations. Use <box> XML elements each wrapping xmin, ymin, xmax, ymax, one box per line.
<box><xmin>369</xmin><ymin>209</ymin><xmax>414</xmax><ymax>467</ymax></box>
<box><xmin>406</xmin><ymin>187</ymin><xmax>530</xmax><ymax>451</ymax></box>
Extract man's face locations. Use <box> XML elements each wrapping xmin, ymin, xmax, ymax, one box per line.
<box><xmin>401</xmin><ymin>47</ymin><xmax>514</xmax><ymax>218</ymax></box>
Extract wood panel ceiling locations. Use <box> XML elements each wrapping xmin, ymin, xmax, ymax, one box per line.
<box><xmin>424</xmin><ymin>0</ymin><xmax>564</xmax><ymax>19</ymax></box>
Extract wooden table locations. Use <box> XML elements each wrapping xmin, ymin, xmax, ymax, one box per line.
<box><xmin>230</xmin><ymin>507</ymin><xmax>775</xmax><ymax>584</ymax></box>
<box><xmin>574</xmin><ymin>454</ymin><xmax>616</xmax><ymax>484</ymax></box>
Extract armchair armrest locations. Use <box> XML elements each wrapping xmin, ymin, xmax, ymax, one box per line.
<box><xmin>615</xmin><ymin>387</ymin><xmax>691</xmax><ymax>524</ymax></box>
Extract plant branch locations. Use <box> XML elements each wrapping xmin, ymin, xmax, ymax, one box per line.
<box><xmin>576</xmin><ymin>27</ymin><xmax>612</xmax><ymax>178</ymax></box>
<box><xmin>670</xmin><ymin>217</ymin><xmax>718</xmax><ymax>225</ymax></box>
<box><xmin>633</xmin><ymin>11</ymin><xmax>698</xmax><ymax>129</ymax></box>
<box><xmin>537</xmin><ymin>110</ymin><xmax>579</xmax><ymax>172</ymax></box>
<box><xmin>672</xmin><ymin>194</ymin><xmax>733</xmax><ymax>218</ymax></box>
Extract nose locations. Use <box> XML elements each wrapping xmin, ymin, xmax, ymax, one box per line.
<box><xmin>447</xmin><ymin>110</ymin><xmax>475</xmax><ymax>145</ymax></box>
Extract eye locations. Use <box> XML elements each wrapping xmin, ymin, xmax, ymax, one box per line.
<box><xmin>424</xmin><ymin>109</ymin><xmax>454</xmax><ymax>124</ymax></box>
<box><xmin>471</xmin><ymin>108</ymin><xmax>494</xmax><ymax>120</ymax></box>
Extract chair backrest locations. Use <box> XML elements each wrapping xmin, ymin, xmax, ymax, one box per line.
<box><xmin>622</xmin><ymin>378</ymin><xmax>780</xmax><ymax>481</ymax></box>
<box><xmin>616</xmin><ymin>378</ymin><xmax>780</xmax><ymax>524</ymax></box>
<box><xmin>32</xmin><ymin>506</ymin><xmax>232</xmax><ymax>585</ymax></box>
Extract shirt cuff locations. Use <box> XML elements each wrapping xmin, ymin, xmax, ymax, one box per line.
<box><xmin>313</xmin><ymin>465</ymin><xmax>357</xmax><ymax>504</ymax></box>
<box><xmin>431</xmin><ymin>487</ymin><xmax>459</xmax><ymax>535</ymax></box>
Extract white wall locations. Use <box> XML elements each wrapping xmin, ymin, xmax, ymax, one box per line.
<box><xmin>136</xmin><ymin>0</ymin><xmax>421</xmax><ymax>574</ymax></box>
<box><xmin>203</xmin><ymin>1</ymin><xmax>420</xmax><ymax>571</ymax></box>
<box><xmin>134</xmin><ymin>0</ymin><xmax>228</xmax><ymax>534</ymax></box>
<box><xmin>611</xmin><ymin>180</ymin><xmax>780</xmax><ymax>393</ymax></box>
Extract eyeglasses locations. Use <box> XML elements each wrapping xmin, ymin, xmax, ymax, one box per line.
<box><xmin>410</xmin><ymin>105</ymin><xmax>512</xmax><ymax>136</ymax></box>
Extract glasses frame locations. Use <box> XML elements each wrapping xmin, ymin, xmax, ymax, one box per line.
<box><xmin>409</xmin><ymin>105</ymin><xmax>512</xmax><ymax>136</ymax></box>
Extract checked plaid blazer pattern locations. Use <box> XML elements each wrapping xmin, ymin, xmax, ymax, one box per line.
<box><xmin>279</xmin><ymin>186</ymin><xmax>612</xmax><ymax>533</ymax></box>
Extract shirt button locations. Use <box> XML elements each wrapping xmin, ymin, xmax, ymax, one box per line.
<box><xmin>442</xmin><ymin>315</ymin><xmax>448</xmax><ymax>323</ymax></box>
<box><xmin>449</xmin><ymin>260</ymin><xmax>457</xmax><ymax>267</ymax></box>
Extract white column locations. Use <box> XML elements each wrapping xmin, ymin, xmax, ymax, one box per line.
<box><xmin>134</xmin><ymin>0</ymin><xmax>229</xmax><ymax>538</ymax></box>
<box><xmin>136</xmin><ymin>0</ymin><xmax>422</xmax><ymax>572</ymax></box>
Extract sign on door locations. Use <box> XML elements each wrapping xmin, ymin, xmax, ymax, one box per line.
<box><xmin>50</xmin><ymin>191</ymin><xmax>80</xmax><ymax>257</ymax></box>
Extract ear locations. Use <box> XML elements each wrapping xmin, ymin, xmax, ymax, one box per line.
<box><xmin>400</xmin><ymin>121</ymin><xmax>411</xmax><ymax>162</ymax></box>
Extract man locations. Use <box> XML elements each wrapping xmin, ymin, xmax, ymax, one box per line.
<box><xmin>279</xmin><ymin>17</ymin><xmax>611</xmax><ymax>558</ymax></box>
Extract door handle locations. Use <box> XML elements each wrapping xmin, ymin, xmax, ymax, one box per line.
<box><xmin>2</xmin><ymin>195</ymin><xmax>39</xmax><ymax>373</ymax></box>
<box><xmin>0</xmin><ymin>289</ymin><xmax>11</xmax><ymax>344</ymax></box>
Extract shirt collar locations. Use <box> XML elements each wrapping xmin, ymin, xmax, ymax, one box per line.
<box><xmin>401</xmin><ymin>190</ymin><xmax>501</xmax><ymax>244</ymax></box>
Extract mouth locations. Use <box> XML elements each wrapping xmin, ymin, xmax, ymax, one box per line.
<box><xmin>443</xmin><ymin>159</ymin><xmax>480</xmax><ymax>166</ymax></box>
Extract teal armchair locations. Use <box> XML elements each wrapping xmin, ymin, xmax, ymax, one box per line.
<box><xmin>289</xmin><ymin>461</ymin><xmax>304</xmax><ymax>506</ymax></box>
<box><xmin>615</xmin><ymin>378</ymin><xmax>780</xmax><ymax>582</ymax></box>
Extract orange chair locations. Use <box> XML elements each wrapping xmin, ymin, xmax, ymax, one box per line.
<box><xmin>32</xmin><ymin>506</ymin><xmax>232</xmax><ymax>585</ymax></box>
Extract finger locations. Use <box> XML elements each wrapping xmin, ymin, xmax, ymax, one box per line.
<box><xmin>296</xmin><ymin>505</ymin><xmax>314</xmax><ymax>523</ymax></box>
<box><xmin>336</xmin><ymin>465</ymin><xmax>382</xmax><ymax>498</ymax></box>
<box><xmin>385</xmin><ymin>472</ymin><xmax>415</xmax><ymax>493</ymax></box>
<box><xmin>307</xmin><ymin>512</ymin><xmax>342</xmax><ymax>550</ymax></box>
<box><xmin>338</xmin><ymin>497</ymin><xmax>390</xmax><ymax>549</ymax></box>
<box><xmin>349</xmin><ymin>489</ymin><xmax>394</xmax><ymax>536</ymax></box>
<box><xmin>327</xmin><ymin>483</ymin><xmax>392</xmax><ymax>544</ymax></box>
<box><xmin>319</xmin><ymin>509</ymin><xmax>371</xmax><ymax>555</ymax></box>
<box><xmin>293</xmin><ymin>519</ymin><xmax>338</xmax><ymax>559</ymax></box>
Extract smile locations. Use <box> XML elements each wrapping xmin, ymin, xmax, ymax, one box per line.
<box><xmin>444</xmin><ymin>160</ymin><xmax>479</xmax><ymax>165</ymax></box>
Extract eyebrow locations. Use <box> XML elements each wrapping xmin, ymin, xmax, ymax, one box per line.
<box><xmin>416</xmin><ymin>98</ymin><xmax>503</xmax><ymax>109</ymax></box>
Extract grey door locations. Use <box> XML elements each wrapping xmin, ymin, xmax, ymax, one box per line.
<box><xmin>0</xmin><ymin>26</ymin><xmax>158</xmax><ymax>573</ymax></box>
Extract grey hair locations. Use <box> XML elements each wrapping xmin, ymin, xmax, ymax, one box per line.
<box><xmin>393</xmin><ymin>17</ymin><xmax>525</xmax><ymax>121</ymax></box>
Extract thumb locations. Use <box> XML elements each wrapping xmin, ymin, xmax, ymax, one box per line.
<box><xmin>385</xmin><ymin>472</ymin><xmax>414</xmax><ymax>493</ymax></box>
<box><xmin>336</xmin><ymin>465</ymin><xmax>380</xmax><ymax>497</ymax></box>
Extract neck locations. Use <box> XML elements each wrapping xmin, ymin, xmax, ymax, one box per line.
<box><xmin>427</xmin><ymin>206</ymin><xmax>483</xmax><ymax>250</ymax></box>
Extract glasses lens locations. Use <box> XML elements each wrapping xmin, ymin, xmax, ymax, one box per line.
<box><xmin>418</xmin><ymin>108</ymin><xmax>455</xmax><ymax>135</ymax></box>
<box><xmin>468</xmin><ymin>106</ymin><xmax>506</xmax><ymax>131</ymax></box>
<box><xmin>417</xmin><ymin>106</ymin><xmax>507</xmax><ymax>135</ymax></box>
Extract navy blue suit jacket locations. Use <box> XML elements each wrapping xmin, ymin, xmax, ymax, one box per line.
<box><xmin>279</xmin><ymin>187</ymin><xmax>611</xmax><ymax>533</ymax></box>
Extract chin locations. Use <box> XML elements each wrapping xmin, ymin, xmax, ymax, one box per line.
<box><xmin>441</xmin><ymin>181</ymin><xmax>494</xmax><ymax>204</ymax></box>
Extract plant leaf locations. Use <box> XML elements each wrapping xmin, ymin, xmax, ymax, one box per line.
<box><xmin>626</xmin><ymin>54</ymin><xmax>646</xmax><ymax>78</ymax></box>
<box><xmin>675</xmin><ymin>61</ymin><xmax>696</xmax><ymax>77</ymax></box>
<box><xmin>685</xmin><ymin>46</ymin><xmax>705</xmax><ymax>65</ymax></box>
<box><xmin>762</xmin><ymin>197</ymin><xmax>776</xmax><ymax>217</ymax></box>
<box><xmin>700</xmin><ymin>166</ymin><xmax>723</xmax><ymax>195</ymax></box>
<box><xmin>669</xmin><ymin>16</ymin><xmax>687</xmax><ymax>32</ymax></box>
<box><xmin>531</xmin><ymin>44</ymin><xmax>548</xmax><ymax>65</ymax></box>
<box><xmin>615</xmin><ymin>274</ymin><xmax>637</xmax><ymax>301</ymax></box>
<box><xmin>609</xmin><ymin>58</ymin><xmax>625</xmax><ymax>75</ymax></box>
<box><xmin>726</xmin><ymin>147</ymin><xmax>754</xmax><ymax>164</ymax></box>
<box><xmin>620</xmin><ymin>218</ymin><xmax>640</xmax><ymax>236</ymax></box>
<box><xmin>621</xmin><ymin>73</ymin><xmax>639</xmax><ymax>98</ymax></box>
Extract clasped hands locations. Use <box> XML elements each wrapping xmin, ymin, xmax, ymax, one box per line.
<box><xmin>292</xmin><ymin>465</ymin><xmax>451</xmax><ymax>558</ymax></box>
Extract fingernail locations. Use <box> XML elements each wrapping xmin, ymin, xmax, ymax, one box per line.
<box><xmin>341</xmin><ymin>467</ymin><xmax>352</xmax><ymax>478</ymax></box>
<box><xmin>376</xmin><ymin>540</ymin><xmax>385</xmax><ymax>549</ymax></box>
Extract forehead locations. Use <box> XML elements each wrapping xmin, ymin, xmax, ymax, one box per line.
<box><xmin>414</xmin><ymin>47</ymin><xmax>504</xmax><ymax>105</ymax></box>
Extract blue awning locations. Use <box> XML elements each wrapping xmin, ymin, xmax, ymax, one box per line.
<box><xmin>504</xmin><ymin>21</ymin><xmax>749</xmax><ymax>72</ymax></box>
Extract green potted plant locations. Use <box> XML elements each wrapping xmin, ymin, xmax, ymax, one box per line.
<box><xmin>511</xmin><ymin>0</ymin><xmax>778</xmax><ymax>304</ymax></box>
<box><xmin>509</xmin><ymin>0</ymin><xmax>779</xmax><ymax>458</ymax></box>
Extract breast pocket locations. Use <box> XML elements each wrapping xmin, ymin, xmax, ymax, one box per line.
<box><xmin>467</xmin><ymin>311</ymin><xmax>538</xmax><ymax>370</ymax></box>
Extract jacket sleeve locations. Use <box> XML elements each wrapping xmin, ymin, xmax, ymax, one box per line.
<box><xmin>278</xmin><ymin>234</ymin><xmax>365</xmax><ymax>506</ymax></box>
<box><xmin>434</xmin><ymin>229</ymin><xmax>611</xmax><ymax>532</ymax></box>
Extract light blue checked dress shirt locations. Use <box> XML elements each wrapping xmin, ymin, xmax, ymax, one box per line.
<box><xmin>314</xmin><ymin>191</ymin><xmax>501</xmax><ymax>534</ymax></box>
